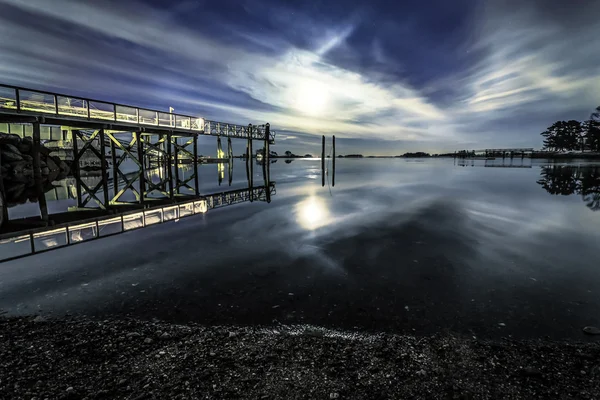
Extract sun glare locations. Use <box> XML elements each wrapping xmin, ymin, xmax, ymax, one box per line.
<box><xmin>296</xmin><ymin>196</ymin><xmax>330</xmax><ymax>230</ymax></box>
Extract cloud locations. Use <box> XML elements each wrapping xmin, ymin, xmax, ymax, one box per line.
<box><xmin>0</xmin><ymin>0</ymin><xmax>599</xmax><ymax>153</ymax></box>
<box><xmin>451</xmin><ymin>0</ymin><xmax>600</xmax><ymax>134</ymax></box>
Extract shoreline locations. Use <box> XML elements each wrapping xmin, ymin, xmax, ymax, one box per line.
<box><xmin>1</xmin><ymin>316</ymin><xmax>599</xmax><ymax>399</ymax></box>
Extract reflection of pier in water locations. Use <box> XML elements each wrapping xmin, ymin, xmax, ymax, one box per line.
<box><xmin>454</xmin><ymin>158</ymin><xmax>532</xmax><ymax>168</ymax></box>
<box><xmin>0</xmin><ymin>159</ymin><xmax>275</xmax><ymax>262</ymax></box>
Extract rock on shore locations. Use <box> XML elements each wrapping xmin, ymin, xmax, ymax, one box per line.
<box><xmin>0</xmin><ymin>132</ymin><xmax>70</xmax><ymax>210</ymax></box>
<box><xmin>1</xmin><ymin>317</ymin><xmax>599</xmax><ymax>399</ymax></box>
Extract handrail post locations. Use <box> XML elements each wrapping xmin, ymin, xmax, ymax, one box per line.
<box><xmin>87</xmin><ymin>100</ymin><xmax>91</xmax><ymax>119</ymax></box>
<box><xmin>136</xmin><ymin>108</ymin><xmax>140</xmax><ymax>124</ymax></box>
<box><xmin>15</xmin><ymin>89</ymin><xmax>20</xmax><ymax>112</ymax></box>
<box><xmin>155</xmin><ymin>111</ymin><xmax>159</xmax><ymax>126</ymax></box>
<box><xmin>113</xmin><ymin>104</ymin><xmax>117</xmax><ymax>121</ymax></box>
<box><xmin>54</xmin><ymin>95</ymin><xmax>59</xmax><ymax>114</ymax></box>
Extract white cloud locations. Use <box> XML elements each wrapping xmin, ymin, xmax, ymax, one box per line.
<box><xmin>1</xmin><ymin>0</ymin><xmax>599</xmax><ymax>152</ymax></box>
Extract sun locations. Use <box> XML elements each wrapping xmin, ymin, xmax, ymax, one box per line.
<box><xmin>292</xmin><ymin>80</ymin><xmax>330</xmax><ymax>116</ymax></box>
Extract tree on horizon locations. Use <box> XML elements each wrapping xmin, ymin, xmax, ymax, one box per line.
<box><xmin>584</xmin><ymin>119</ymin><xmax>600</xmax><ymax>152</ymax></box>
<box><xmin>591</xmin><ymin>105</ymin><xmax>600</xmax><ymax>122</ymax></box>
<box><xmin>540</xmin><ymin>105</ymin><xmax>600</xmax><ymax>152</ymax></box>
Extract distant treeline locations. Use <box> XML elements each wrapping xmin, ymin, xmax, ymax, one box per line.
<box><xmin>398</xmin><ymin>152</ymin><xmax>431</xmax><ymax>158</ymax></box>
<box><xmin>541</xmin><ymin>106</ymin><xmax>600</xmax><ymax>152</ymax></box>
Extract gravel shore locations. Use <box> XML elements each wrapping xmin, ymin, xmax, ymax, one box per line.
<box><xmin>1</xmin><ymin>317</ymin><xmax>599</xmax><ymax>400</ymax></box>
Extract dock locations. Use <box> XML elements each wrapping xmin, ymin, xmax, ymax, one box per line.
<box><xmin>0</xmin><ymin>83</ymin><xmax>278</xmax><ymax>262</ymax></box>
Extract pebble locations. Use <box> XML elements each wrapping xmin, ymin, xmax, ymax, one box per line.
<box><xmin>160</xmin><ymin>332</ymin><xmax>172</xmax><ymax>340</ymax></box>
<box><xmin>126</xmin><ymin>332</ymin><xmax>141</xmax><ymax>338</ymax></box>
<box><xmin>521</xmin><ymin>367</ymin><xmax>542</xmax><ymax>377</ymax></box>
<box><xmin>583</xmin><ymin>326</ymin><xmax>600</xmax><ymax>335</ymax></box>
<box><xmin>416</xmin><ymin>369</ymin><xmax>427</xmax><ymax>377</ymax></box>
<box><xmin>498</xmin><ymin>323</ymin><xmax>506</xmax><ymax>327</ymax></box>
<box><xmin>228</xmin><ymin>332</ymin><xmax>237</xmax><ymax>338</ymax></box>
<box><xmin>66</xmin><ymin>387</ymin><xmax>73</xmax><ymax>392</ymax></box>
<box><xmin>33</xmin><ymin>316</ymin><xmax>45</xmax><ymax>323</ymax></box>
<box><xmin>330</xmin><ymin>393</ymin><xmax>340</xmax><ymax>399</ymax></box>
<box><xmin>144</xmin><ymin>338</ymin><xmax>154</xmax><ymax>344</ymax></box>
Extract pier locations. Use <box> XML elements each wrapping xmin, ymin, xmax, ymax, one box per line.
<box><xmin>0</xmin><ymin>83</ymin><xmax>278</xmax><ymax>262</ymax></box>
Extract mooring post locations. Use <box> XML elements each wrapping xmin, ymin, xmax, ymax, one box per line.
<box><xmin>136</xmin><ymin>132</ymin><xmax>146</xmax><ymax>205</ymax></box>
<box><xmin>32</xmin><ymin>122</ymin><xmax>48</xmax><ymax>222</ymax></box>
<box><xmin>248</xmin><ymin>136</ymin><xmax>253</xmax><ymax>163</ymax></box>
<box><xmin>71</xmin><ymin>129</ymin><xmax>83</xmax><ymax>207</ymax></box>
<box><xmin>174</xmin><ymin>136</ymin><xmax>180</xmax><ymax>195</ymax></box>
<box><xmin>110</xmin><ymin>135</ymin><xmax>118</xmax><ymax>198</ymax></box>
<box><xmin>264</xmin><ymin>160</ymin><xmax>271</xmax><ymax>204</ymax></box>
<box><xmin>332</xmin><ymin>135</ymin><xmax>336</xmax><ymax>187</ymax></box>
<box><xmin>264</xmin><ymin>123</ymin><xmax>270</xmax><ymax>163</ymax></box>
<box><xmin>217</xmin><ymin>136</ymin><xmax>222</xmax><ymax>159</ymax></box>
<box><xmin>248</xmin><ymin>125</ymin><xmax>254</xmax><ymax>200</ymax></box>
<box><xmin>98</xmin><ymin>129</ymin><xmax>110</xmax><ymax>209</ymax></box>
<box><xmin>0</xmin><ymin>149</ymin><xmax>6</xmax><ymax>228</ymax></box>
<box><xmin>193</xmin><ymin>134</ymin><xmax>199</xmax><ymax>196</ymax></box>
<box><xmin>321</xmin><ymin>135</ymin><xmax>325</xmax><ymax>187</ymax></box>
<box><xmin>166</xmin><ymin>133</ymin><xmax>173</xmax><ymax>199</ymax></box>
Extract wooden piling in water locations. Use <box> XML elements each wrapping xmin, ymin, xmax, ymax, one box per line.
<box><xmin>332</xmin><ymin>135</ymin><xmax>335</xmax><ymax>187</ymax></box>
<box><xmin>248</xmin><ymin>125</ymin><xmax>254</xmax><ymax>200</ymax></box>
<box><xmin>193</xmin><ymin>134</ymin><xmax>199</xmax><ymax>196</ymax></box>
<box><xmin>98</xmin><ymin>129</ymin><xmax>110</xmax><ymax>208</ymax></box>
<box><xmin>174</xmin><ymin>137</ymin><xmax>180</xmax><ymax>195</ymax></box>
<box><xmin>321</xmin><ymin>135</ymin><xmax>325</xmax><ymax>187</ymax></box>
<box><xmin>265</xmin><ymin>124</ymin><xmax>270</xmax><ymax>162</ymax></box>
<box><xmin>166</xmin><ymin>133</ymin><xmax>173</xmax><ymax>199</ymax></box>
<box><xmin>110</xmin><ymin>137</ymin><xmax>118</xmax><ymax>199</ymax></box>
<box><xmin>0</xmin><ymin>143</ymin><xmax>6</xmax><ymax>228</ymax></box>
<box><xmin>32</xmin><ymin>122</ymin><xmax>48</xmax><ymax>222</ymax></box>
<box><xmin>137</xmin><ymin>132</ymin><xmax>146</xmax><ymax>204</ymax></box>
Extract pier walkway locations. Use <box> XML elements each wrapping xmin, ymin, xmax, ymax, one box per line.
<box><xmin>0</xmin><ymin>84</ymin><xmax>275</xmax><ymax>143</ymax></box>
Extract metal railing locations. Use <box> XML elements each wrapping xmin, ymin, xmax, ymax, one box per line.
<box><xmin>0</xmin><ymin>183</ymin><xmax>276</xmax><ymax>263</ymax></box>
<box><xmin>0</xmin><ymin>84</ymin><xmax>275</xmax><ymax>141</ymax></box>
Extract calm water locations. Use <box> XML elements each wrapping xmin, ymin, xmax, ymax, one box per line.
<box><xmin>1</xmin><ymin>158</ymin><xmax>600</xmax><ymax>340</ymax></box>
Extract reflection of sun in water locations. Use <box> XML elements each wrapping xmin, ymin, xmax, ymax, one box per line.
<box><xmin>292</xmin><ymin>80</ymin><xmax>330</xmax><ymax>116</ymax></box>
<box><xmin>296</xmin><ymin>196</ymin><xmax>330</xmax><ymax>230</ymax></box>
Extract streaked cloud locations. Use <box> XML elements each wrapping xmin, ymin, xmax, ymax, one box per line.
<box><xmin>0</xmin><ymin>0</ymin><xmax>598</xmax><ymax>154</ymax></box>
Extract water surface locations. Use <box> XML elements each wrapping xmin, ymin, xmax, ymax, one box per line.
<box><xmin>1</xmin><ymin>158</ymin><xmax>600</xmax><ymax>340</ymax></box>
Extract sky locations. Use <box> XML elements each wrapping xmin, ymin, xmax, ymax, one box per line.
<box><xmin>0</xmin><ymin>0</ymin><xmax>599</xmax><ymax>156</ymax></box>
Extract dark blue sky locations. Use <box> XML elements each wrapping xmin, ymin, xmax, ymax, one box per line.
<box><xmin>1</xmin><ymin>0</ymin><xmax>599</xmax><ymax>155</ymax></box>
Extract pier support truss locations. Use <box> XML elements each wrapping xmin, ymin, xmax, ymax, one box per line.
<box><xmin>67</xmin><ymin>129</ymin><xmax>200</xmax><ymax>211</ymax></box>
